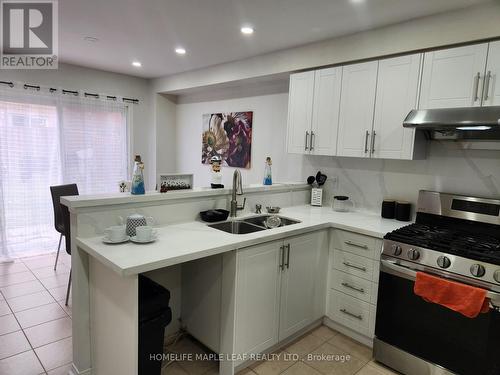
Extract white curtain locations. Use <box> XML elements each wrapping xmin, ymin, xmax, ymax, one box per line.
<box><xmin>0</xmin><ymin>86</ymin><xmax>129</xmax><ymax>260</ymax></box>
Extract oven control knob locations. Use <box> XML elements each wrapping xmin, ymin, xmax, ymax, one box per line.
<box><xmin>407</xmin><ymin>248</ymin><xmax>420</xmax><ymax>261</ymax></box>
<box><xmin>391</xmin><ymin>244</ymin><xmax>402</xmax><ymax>256</ymax></box>
<box><xmin>494</xmin><ymin>270</ymin><xmax>500</xmax><ymax>284</ymax></box>
<box><xmin>437</xmin><ymin>256</ymin><xmax>451</xmax><ymax>269</ymax></box>
<box><xmin>470</xmin><ymin>264</ymin><xmax>486</xmax><ymax>278</ymax></box>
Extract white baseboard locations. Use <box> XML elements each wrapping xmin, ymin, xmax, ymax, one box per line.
<box><xmin>68</xmin><ymin>363</ymin><xmax>92</xmax><ymax>375</ymax></box>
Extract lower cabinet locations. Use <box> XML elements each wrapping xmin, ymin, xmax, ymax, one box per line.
<box><xmin>326</xmin><ymin>229</ymin><xmax>381</xmax><ymax>340</ymax></box>
<box><xmin>234</xmin><ymin>230</ymin><xmax>328</xmax><ymax>361</ymax></box>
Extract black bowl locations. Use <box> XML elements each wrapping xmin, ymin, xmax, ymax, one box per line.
<box><xmin>199</xmin><ymin>209</ymin><xmax>230</xmax><ymax>223</ymax></box>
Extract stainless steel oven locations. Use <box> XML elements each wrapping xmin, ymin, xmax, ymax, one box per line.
<box><xmin>374</xmin><ymin>191</ymin><xmax>500</xmax><ymax>375</ymax></box>
<box><xmin>375</xmin><ymin>257</ymin><xmax>500</xmax><ymax>375</ymax></box>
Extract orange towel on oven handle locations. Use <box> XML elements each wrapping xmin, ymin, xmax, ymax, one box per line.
<box><xmin>413</xmin><ymin>271</ymin><xmax>490</xmax><ymax>318</ymax></box>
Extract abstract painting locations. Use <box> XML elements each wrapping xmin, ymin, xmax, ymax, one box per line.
<box><xmin>202</xmin><ymin>112</ymin><xmax>253</xmax><ymax>169</ymax></box>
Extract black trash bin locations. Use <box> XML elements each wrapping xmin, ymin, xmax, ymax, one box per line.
<box><xmin>138</xmin><ymin>274</ymin><xmax>172</xmax><ymax>375</ymax></box>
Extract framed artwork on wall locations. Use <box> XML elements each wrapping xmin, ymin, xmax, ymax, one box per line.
<box><xmin>201</xmin><ymin>111</ymin><xmax>253</xmax><ymax>169</ymax></box>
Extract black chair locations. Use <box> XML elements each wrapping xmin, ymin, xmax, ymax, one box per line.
<box><xmin>50</xmin><ymin>184</ymin><xmax>78</xmax><ymax>306</ymax></box>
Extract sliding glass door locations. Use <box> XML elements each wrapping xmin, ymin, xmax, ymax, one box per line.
<box><xmin>0</xmin><ymin>90</ymin><xmax>128</xmax><ymax>259</ymax></box>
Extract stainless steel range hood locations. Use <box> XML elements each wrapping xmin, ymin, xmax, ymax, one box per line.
<box><xmin>403</xmin><ymin>106</ymin><xmax>500</xmax><ymax>140</ymax></box>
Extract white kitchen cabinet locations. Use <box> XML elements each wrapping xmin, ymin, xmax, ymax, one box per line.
<box><xmin>483</xmin><ymin>41</ymin><xmax>500</xmax><ymax>106</ymax></box>
<box><xmin>420</xmin><ymin>44</ymin><xmax>488</xmax><ymax>109</ymax></box>
<box><xmin>234</xmin><ymin>231</ymin><xmax>327</xmax><ymax>361</ymax></box>
<box><xmin>310</xmin><ymin>67</ymin><xmax>342</xmax><ymax>156</ymax></box>
<box><xmin>279</xmin><ymin>231</ymin><xmax>326</xmax><ymax>339</ymax></box>
<box><xmin>337</xmin><ymin>61</ymin><xmax>379</xmax><ymax>158</ymax></box>
<box><xmin>287</xmin><ymin>71</ymin><xmax>315</xmax><ymax>154</ymax></box>
<box><xmin>327</xmin><ymin>229</ymin><xmax>382</xmax><ymax>340</ymax></box>
<box><xmin>372</xmin><ymin>54</ymin><xmax>424</xmax><ymax>160</ymax></box>
<box><xmin>287</xmin><ymin>68</ymin><xmax>341</xmax><ymax>155</ymax></box>
<box><xmin>234</xmin><ymin>241</ymin><xmax>281</xmax><ymax>357</ymax></box>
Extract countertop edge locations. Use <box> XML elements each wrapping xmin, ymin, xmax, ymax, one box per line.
<box><xmin>76</xmin><ymin>218</ymin><xmax>395</xmax><ymax>277</ymax></box>
<box><xmin>62</xmin><ymin>183</ymin><xmax>310</xmax><ymax>210</ymax></box>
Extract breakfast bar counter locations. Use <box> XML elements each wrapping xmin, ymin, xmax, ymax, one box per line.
<box><xmin>61</xmin><ymin>185</ymin><xmax>406</xmax><ymax>375</ymax></box>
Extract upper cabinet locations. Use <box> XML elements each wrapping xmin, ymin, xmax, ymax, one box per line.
<box><xmin>372</xmin><ymin>54</ymin><xmax>423</xmax><ymax>160</ymax></box>
<box><xmin>287</xmin><ymin>71</ymin><xmax>315</xmax><ymax>154</ymax></box>
<box><xmin>484</xmin><ymin>40</ymin><xmax>500</xmax><ymax>106</ymax></box>
<box><xmin>286</xmin><ymin>41</ymin><xmax>500</xmax><ymax>161</ymax></box>
<box><xmin>287</xmin><ymin>67</ymin><xmax>341</xmax><ymax>156</ymax></box>
<box><xmin>336</xmin><ymin>61</ymin><xmax>378</xmax><ymax>158</ymax></box>
<box><xmin>420</xmin><ymin>44</ymin><xmax>488</xmax><ymax>108</ymax></box>
<box><xmin>311</xmin><ymin>68</ymin><xmax>342</xmax><ymax>156</ymax></box>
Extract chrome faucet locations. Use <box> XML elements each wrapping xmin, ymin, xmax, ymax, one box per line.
<box><xmin>230</xmin><ymin>169</ymin><xmax>246</xmax><ymax>217</ymax></box>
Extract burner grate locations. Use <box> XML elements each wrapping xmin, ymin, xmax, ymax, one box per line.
<box><xmin>385</xmin><ymin>223</ymin><xmax>500</xmax><ymax>264</ymax></box>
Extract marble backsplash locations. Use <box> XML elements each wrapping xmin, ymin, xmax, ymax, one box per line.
<box><xmin>285</xmin><ymin>141</ymin><xmax>500</xmax><ymax>216</ymax></box>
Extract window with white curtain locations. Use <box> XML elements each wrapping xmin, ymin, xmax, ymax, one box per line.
<box><xmin>0</xmin><ymin>88</ymin><xmax>129</xmax><ymax>259</ymax></box>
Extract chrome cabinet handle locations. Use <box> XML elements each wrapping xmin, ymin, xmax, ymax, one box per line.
<box><xmin>370</xmin><ymin>131</ymin><xmax>376</xmax><ymax>154</ymax></box>
<box><xmin>340</xmin><ymin>308</ymin><xmax>363</xmax><ymax>320</ymax></box>
<box><xmin>279</xmin><ymin>245</ymin><xmax>285</xmax><ymax>271</ymax></box>
<box><xmin>473</xmin><ymin>72</ymin><xmax>481</xmax><ymax>102</ymax></box>
<box><xmin>483</xmin><ymin>70</ymin><xmax>492</xmax><ymax>101</ymax></box>
<box><xmin>341</xmin><ymin>282</ymin><xmax>365</xmax><ymax>293</ymax></box>
<box><xmin>342</xmin><ymin>261</ymin><xmax>367</xmax><ymax>272</ymax></box>
<box><xmin>310</xmin><ymin>131</ymin><xmax>315</xmax><ymax>151</ymax></box>
<box><xmin>364</xmin><ymin>130</ymin><xmax>370</xmax><ymax>154</ymax></box>
<box><xmin>344</xmin><ymin>240</ymin><xmax>368</xmax><ymax>249</ymax></box>
<box><xmin>305</xmin><ymin>131</ymin><xmax>309</xmax><ymax>151</ymax></box>
<box><xmin>285</xmin><ymin>244</ymin><xmax>290</xmax><ymax>269</ymax></box>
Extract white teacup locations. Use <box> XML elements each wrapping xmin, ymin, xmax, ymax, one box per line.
<box><xmin>104</xmin><ymin>225</ymin><xmax>127</xmax><ymax>242</ymax></box>
<box><xmin>135</xmin><ymin>226</ymin><xmax>157</xmax><ymax>241</ymax></box>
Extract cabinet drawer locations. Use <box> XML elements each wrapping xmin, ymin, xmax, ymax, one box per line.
<box><xmin>373</xmin><ymin>260</ymin><xmax>380</xmax><ymax>284</ymax></box>
<box><xmin>333</xmin><ymin>250</ymin><xmax>375</xmax><ymax>281</ymax></box>
<box><xmin>371</xmin><ymin>283</ymin><xmax>379</xmax><ymax>305</ymax></box>
<box><xmin>332</xmin><ymin>230</ymin><xmax>381</xmax><ymax>259</ymax></box>
<box><xmin>330</xmin><ymin>270</ymin><xmax>374</xmax><ymax>304</ymax></box>
<box><xmin>328</xmin><ymin>290</ymin><xmax>371</xmax><ymax>336</ymax></box>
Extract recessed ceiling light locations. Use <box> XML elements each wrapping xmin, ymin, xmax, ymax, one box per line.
<box><xmin>175</xmin><ymin>47</ymin><xmax>186</xmax><ymax>55</ymax></box>
<box><xmin>83</xmin><ymin>36</ymin><xmax>99</xmax><ymax>42</ymax></box>
<box><xmin>350</xmin><ymin>0</ymin><xmax>365</xmax><ymax>3</ymax></box>
<box><xmin>241</xmin><ymin>26</ymin><xmax>254</xmax><ymax>35</ymax></box>
<box><xmin>132</xmin><ymin>61</ymin><xmax>142</xmax><ymax>67</ymax></box>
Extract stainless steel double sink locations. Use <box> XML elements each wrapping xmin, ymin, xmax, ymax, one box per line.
<box><xmin>208</xmin><ymin>215</ymin><xmax>301</xmax><ymax>234</ymax></box>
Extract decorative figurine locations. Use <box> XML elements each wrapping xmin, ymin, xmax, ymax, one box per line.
<box><xmin>131</xmin><ymin>155</ymin><xmax>145</xmax><ymax>195</ymax></box>
<box><xmin>119</xmin><ymin>180</ymin><xmax>127</xmax><ymax>193</ymax></box>
<box><xmin>210</xmin><ymin>155</ymin><xmax>224</xmax><ymax>188</ymax></box>
<box><xmin>160</xmin><ymin>181</ymin><xmax>168</xmax><ymax>193</ymax></box>
<box><xmin>263</xmin><ymin>156</ymin><xmax>272</xmax><ymax>185</ymax></box>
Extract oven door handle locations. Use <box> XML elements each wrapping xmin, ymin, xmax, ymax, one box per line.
<box><xmin>380</xmin><ymin>259</ymin><xmax>500</xmax><ymax>303</ymax></box>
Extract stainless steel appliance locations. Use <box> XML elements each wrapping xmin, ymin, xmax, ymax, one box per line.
<box><xmin>403</xmin><ymin>106</ymin><xmax>500</xmax><ymax>140</ymax></box>
<box><xmin>374</xmin><ymin>190</ymin><xmax>500</xmax><ymax>375</ymax></box>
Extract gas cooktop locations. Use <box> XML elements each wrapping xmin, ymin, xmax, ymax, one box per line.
<box><xmin>385</xmin><ymin>223</ymin><xmax>500</xmax><ymax>265</ymax></box>
<box><xmin>382</xmin><ymin>191</ymin><xmax>500</xmax><ymax>289</ymax></box>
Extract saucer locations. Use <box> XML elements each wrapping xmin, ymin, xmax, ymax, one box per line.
<box><xmin>130</xmin><ymin>235</ymin><xmax>157</xmax><ymax>244</ymax></box>
<box><xmin>103</xmin><ymin>235</ymin><xmax>130</xmax><ymax>244</ymax></box>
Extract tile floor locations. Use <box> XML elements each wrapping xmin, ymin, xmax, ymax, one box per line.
<box><xmin>0</xmin><ymin>252</ymin><xmax>73</xmax><ymax>375</ymax></box>
<box><xmin>163</xmin><ymin>326</ymin><xmax>399</xmax><ymax>375</ymax></box>
<box><xmin>3</xmin><ymin>253</ymin><xmax>398</xmax><ymax>375</ymax></box>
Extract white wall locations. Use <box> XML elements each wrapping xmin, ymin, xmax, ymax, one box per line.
<box><xmin>175</xmin><ymin>91</ymin><xmax>296</xmax><ymax>188</ymax></box>
<box><xmin>0</xmin><ymin>63</ymin><xmax>156</xmax><ymax>187</ymax></box>
<box><xmin>172</xmin><ymin>91</ymin><xmax>500</xmax><ymax>214</ymax></box>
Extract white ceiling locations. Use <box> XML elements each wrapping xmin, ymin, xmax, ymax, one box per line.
<box><xmin>59</xmin><ymin>0</ymin><xmax>491</xmax><ymax>78</ymax></box>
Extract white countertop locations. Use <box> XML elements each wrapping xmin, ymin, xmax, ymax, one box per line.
<box><xmin>76</xmin><ymin>205</ymin><xmax>409</xmax><ymax>276</ymax></box>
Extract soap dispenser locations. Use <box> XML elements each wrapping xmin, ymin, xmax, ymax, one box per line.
<box><xmin>263</xmin><ymin>157</ymin><xmax>272</xmax><ymax>185</ymax></box>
